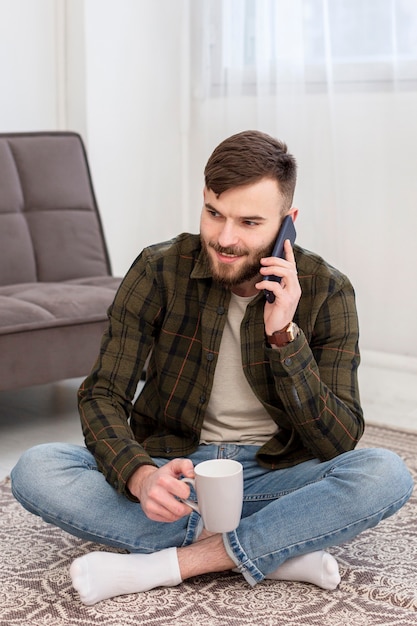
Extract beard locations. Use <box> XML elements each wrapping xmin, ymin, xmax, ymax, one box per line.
<box><xmin>201</xmin><ymin>237</ymin><xmax>274</xmax><ymax>288</ymax></box>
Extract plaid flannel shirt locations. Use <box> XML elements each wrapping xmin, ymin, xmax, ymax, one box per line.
<box><xmin>78</xmin><ymin>233</ymin><xmax>364</xmax><ymax>499</ymax></box>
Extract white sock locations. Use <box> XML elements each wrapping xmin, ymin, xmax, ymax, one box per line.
<box><xmin>70</xmin><ymin>547</ymin><xmax>182</xmax><ymax>605</ymax></box>
<box><xmin>266</xmin><ymin>550</ymin><xmax>341</xmax><ymax>590</ymax></box>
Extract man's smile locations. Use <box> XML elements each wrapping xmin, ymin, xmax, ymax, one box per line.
<box><xmin>216</xmin><ymin>251</ymin><xmax>241</xmax><ymax>263</ymax></box>
<box><xmin>209</xmin><ymin>243</ymin><xmax>249</xmax><ymax>264</ymax></box>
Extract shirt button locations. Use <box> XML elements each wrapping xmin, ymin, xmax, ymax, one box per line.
<box><xmin>284</xmin><ymin>357</ymin><xmax>292</xmax><ymax>366</ymax></box>
<box><xmin>164</xmin><ymin>447</ymin><xmax>173</xmax><ymax>454</ymax></box>
<box><xmin>199</xmin><ymin>395</ymin><xmax>206</xmax><ymax>403</ymax></box>
<box><xmin>206</xmin><ymin>352</ymin><xmax>214</xmax><ymax>361</ymax></box>
<box><xmin>217</xmin><ymin>306</ymin><xmax>225</xmax><ymax>315</ymax></box>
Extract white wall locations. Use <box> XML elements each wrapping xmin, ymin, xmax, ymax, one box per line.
<box><xmin>1</xmin><ymin>0</ymin><xmax>416</xmax><ymax>358</ymax></box>
<box><xmin>74</xmin><ymin>0</ymin><xmax>187</xmax><ymax>274</ymax></box>
<box><xmin>0</xmin><ymin>0</ymin><xmax>62</xmax><ymax>130</ymax></box>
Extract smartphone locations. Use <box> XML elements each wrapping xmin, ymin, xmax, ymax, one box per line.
<box><xmin>264</xmin><ymin>215</ymin><xmax>297</xmax><ymax>303</ymax></box>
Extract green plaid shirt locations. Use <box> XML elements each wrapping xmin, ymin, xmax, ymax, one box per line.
<box><xmin>78</xmin><ymin>233</ymin><xmax>364</xmax><ymax>499</ymax></box>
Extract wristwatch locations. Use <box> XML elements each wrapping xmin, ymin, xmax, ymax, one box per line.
<box><xmin>267</xmin><ymin>322</ymin><xmax>300</xmax><ymax>347</ymax></box>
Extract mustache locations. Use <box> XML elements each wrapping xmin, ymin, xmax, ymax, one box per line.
<box><xmin>209</xmin><ymin>242</ymin><xmax>249</xmax><ymax>257</ymax></box>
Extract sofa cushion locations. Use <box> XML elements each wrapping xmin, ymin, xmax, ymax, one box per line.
<box><xmin>0</xmin><ymin>277</ymin><xmax>120</xmax><ymax>335</ymax></box>
<box><xmin>0</xmin><ymin>134</ymin><xmax>111</xmax><ymax>286</ymax></box>
<box><xmin>25</xmin><ymin>210</ymin><xmax>111</xmax><ymax>282</ymax></box>
<box><xmin>0</xmin><ymin>318</ymin><xmax>111</xmax><ymax>391</ymax></box>
<box><xmin>0</xmin><ymin>141</ymin><xmax>37</xmax><ymax>285</ymax></box>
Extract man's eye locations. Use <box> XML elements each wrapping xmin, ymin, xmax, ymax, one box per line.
<box><xmin>243</xmin><ymin>220</ymin><xmax>259</xmax><ymax>227</ymax></box>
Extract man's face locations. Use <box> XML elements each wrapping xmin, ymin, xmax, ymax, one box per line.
<box><xmin>200</xmin><ymin>178</ymin><xmax>288</xmax><ymax>294</ymax></box>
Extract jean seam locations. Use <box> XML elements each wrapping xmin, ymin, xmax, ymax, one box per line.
<box><xmin>243</xmin><ymin>475</ymin><xmax>328</xmax><ymax>502</ymax></box>
<box><xmin>182</xmin><ymin>511</ymin><xmax>201</xmax><ymax>546</ymax></box>
<box><xmin>249</xmin><ymin>482</ymin><xmax>414</xmax><ymax>572</ymax></box>
<box><xmin>223</xmin><ymin>530</ymin><xmax>264</xmax><ymax>585</ymax></box>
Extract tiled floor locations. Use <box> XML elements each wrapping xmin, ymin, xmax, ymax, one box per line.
<box><xmin>0</xmin><ymin>351</ymin><xmax>416</xmax><ymax>481</ymax></box>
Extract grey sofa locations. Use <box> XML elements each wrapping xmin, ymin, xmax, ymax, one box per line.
<box><xmin>0</xmin><ymin>131</ymin><xmax>121</xmax><ymax>391</ymax></box>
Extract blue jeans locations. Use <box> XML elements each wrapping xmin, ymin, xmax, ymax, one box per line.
<box><xmin>11</xmin><ymin>442</ymin><xmax>413</xmax><ymax>586</ymax></box>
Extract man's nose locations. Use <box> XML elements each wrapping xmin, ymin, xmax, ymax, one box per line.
<box><xmin>217</xmin><ymin>221</ymin><xmax>238</xmax><ymax>248</ymax></box>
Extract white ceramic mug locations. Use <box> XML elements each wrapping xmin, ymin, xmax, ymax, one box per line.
<box><xmin>180</xmin><ymin>458</ymin><xmax>243</xmax><ymax>533</ymax></box>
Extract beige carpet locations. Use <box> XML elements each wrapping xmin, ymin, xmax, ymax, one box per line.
<box><xmin>1</xmin><ymin>424</ymin><xmax>416</xmax><ymax>626</ymax></box>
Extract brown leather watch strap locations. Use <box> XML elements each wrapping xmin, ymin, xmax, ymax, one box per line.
<box><xmin>267</xmin><ymin>322</ymin><xmax>299</xmax><ymax>347</ymax></box>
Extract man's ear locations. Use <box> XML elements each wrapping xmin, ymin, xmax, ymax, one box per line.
<box><xmin>288</xmin><ymin>207</ymin><xmax>298</xmax><ymax>223</ymax></box>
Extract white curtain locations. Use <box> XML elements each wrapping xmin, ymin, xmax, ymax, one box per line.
<box><xmin>193</xmin><ymin>0</ymin><xmax>417</xmax><ymax>99</ymax></box>
<box><xmin>185</xmin><ymin>0</ymin><xmax>417</xmax><ymax>356</ymax></box>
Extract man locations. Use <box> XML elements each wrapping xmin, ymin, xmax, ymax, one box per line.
<box><xmin>11</xmin><ymin>131</ymin><xmax>412</xmax><ymax>606</ymax></box>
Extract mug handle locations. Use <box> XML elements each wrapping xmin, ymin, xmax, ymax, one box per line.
<box><xmin>179</xmin><ymin>477</ymin><xmax>200</xmax><ymax>513</ymax></box>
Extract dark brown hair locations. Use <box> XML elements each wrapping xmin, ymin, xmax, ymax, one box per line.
<box><xmin>204</xmin><ymin>130</ymin><xmax>297</xmax><ymax>211</ymax></box>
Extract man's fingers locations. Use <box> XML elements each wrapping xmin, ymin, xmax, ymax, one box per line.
<box><xmin>167</xmin><ymin>457</ymin><xmax>195</xmax><ymax>478</ymax></box>
<box><xmin>146</xmin><ymin>480</ymin><xmax>193</xmax><ymax>522</ymax></box>
<box><xmin>283</xmin><ymin>238</ymin><xmax>296</xmax><ymax>261</ymax></box>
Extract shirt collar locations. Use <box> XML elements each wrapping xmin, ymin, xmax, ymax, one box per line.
<box><xmin>190</xmin><ymin>244</ymin><xmax>213</xmax><ymax>280</ymax></box>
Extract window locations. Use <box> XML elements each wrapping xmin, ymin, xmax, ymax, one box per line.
<box><xmin>198</xmin><ymin>0</ymin><xmax>417</xmax><ymax>95</ymax></box>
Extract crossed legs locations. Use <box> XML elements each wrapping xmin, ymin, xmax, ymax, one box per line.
<box><xmin>11</xmin><ymin>442</ymin><xmax>413</xmax><ymax>605</ymax></box>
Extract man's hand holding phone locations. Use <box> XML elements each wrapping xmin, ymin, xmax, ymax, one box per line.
<box><xmin>256</xmin><ymin>215</ymin><xmax>301</xmax><ymax>336</ymax></box>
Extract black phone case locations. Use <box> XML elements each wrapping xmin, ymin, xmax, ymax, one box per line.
<box><xmin>264</xmin><ymin>216</ymin><xmax>297</xmax><ymax>303</ymax></box>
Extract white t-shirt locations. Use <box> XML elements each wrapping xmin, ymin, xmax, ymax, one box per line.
<box><xmin>200</xmin><ymin>292</ymin><xmax>278</xmax><ymax>445</ymax></box>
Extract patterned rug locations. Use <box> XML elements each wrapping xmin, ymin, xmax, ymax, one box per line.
<box><xmin>1</xmin><ymin>424</ymin><xmax>416</xmax><ymax>626</ymax></box>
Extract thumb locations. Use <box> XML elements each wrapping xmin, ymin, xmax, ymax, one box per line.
<box><xmin>169</xmin><ymin>457</ymin><xmax>195</xmax><ymax>478</ymax></box>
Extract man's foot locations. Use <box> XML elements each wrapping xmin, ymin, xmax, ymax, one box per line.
<box><xmin>266</xmin><ymin>550</ymin><xmax>341</xmax><ymax>590</ymax></box>
<box><xmin>70</xmin><ymin>548</ymin><xmax>182</xmax><ymax>605</ymax></box>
